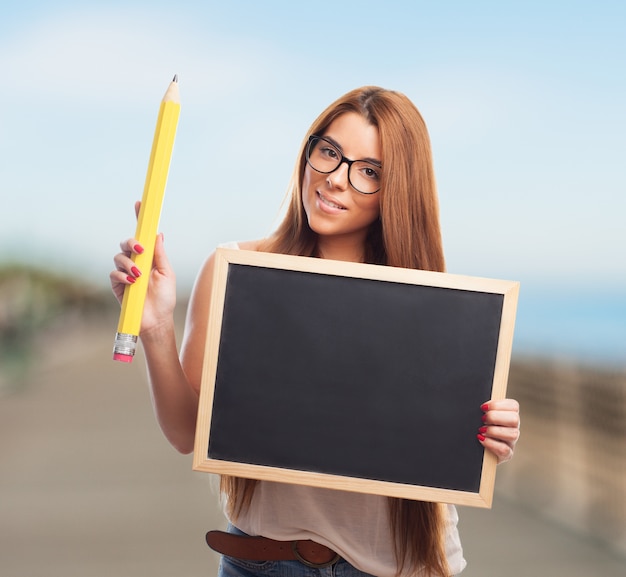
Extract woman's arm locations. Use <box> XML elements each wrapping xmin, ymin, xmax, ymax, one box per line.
<box><xmin>111</xmin><ymin>228</ymin><xmax>263</xmax><ymax>454</ymax></box>
<box><xmin>111</xmin><ymin>231</ymin><xmax>201</xmax><ymax>453</ymax></box>
<box><xmin>179</xmin><ymin>239</ymin><xmax>263</xmax><ymax>399</ymax></box>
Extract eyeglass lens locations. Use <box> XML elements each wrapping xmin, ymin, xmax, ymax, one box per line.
<box><xmin>307</xmin><ymin>137</ymin><xmax>381</xmax><ymax>194</ymax></box>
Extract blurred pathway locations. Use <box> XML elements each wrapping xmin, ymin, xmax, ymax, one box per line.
<box><xmin>1</xmin><ymin>324</ymin><xmax>624</xmax><ymax>576</ymax></box>
<box><xmin>458</xmin><ymin>498</ymin><xmax>625</xmax><ymax>576</ymax></box>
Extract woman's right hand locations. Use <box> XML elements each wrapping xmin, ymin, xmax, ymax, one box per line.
<box><xmin>110</xmin><ymin>203</ymin><xmax>177</xmax><ymax>336</ymax></box>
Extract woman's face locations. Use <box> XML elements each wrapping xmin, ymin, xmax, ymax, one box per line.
<box><xmin>301</xmin><ymin>112</ymin><xmax>381</xmax><ymax>249</ymax></box>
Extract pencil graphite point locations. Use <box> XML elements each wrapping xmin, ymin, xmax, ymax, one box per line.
<box><xmin>173</xmin><ymin>74</ymin><xmax>178</xmax><ymax>82</ymax></box>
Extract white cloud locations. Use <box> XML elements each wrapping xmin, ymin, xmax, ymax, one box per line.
<box><xmin>0</xmin><ymin>7</ymin><xmax>276</xmax><ymax>108</ymax></box>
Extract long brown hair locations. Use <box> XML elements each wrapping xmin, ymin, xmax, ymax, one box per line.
<box><xmin>223</xmin><ymin>87</ymin><xmax>449</xmax><ymax>576</ymax></box>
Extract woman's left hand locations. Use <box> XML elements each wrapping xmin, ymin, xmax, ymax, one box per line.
<box><xmin>478</xmin><ymin>399</ymin><xmax>520</xmax><ymax>464</ymax></box>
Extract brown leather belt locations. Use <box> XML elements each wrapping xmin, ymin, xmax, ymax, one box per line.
<box><xmin>206</xmin><ymin>530</ymin><xmax>341</xmax><ymax>569</ymax></box>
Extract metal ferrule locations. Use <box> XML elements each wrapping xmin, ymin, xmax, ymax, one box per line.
<box><xmin>113</xmin><ymin>332</ymin><xmax>138</xmax><ymax>357</ymax></box>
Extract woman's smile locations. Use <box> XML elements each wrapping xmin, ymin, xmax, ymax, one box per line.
<box><xmin>317</xmin><ymin>190</ymin><xmax>347</xmax><ymax>212</ymax></box>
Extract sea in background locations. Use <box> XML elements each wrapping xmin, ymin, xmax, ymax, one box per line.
<box><xmin>512</xmin><ymin>287</ymin><xmax>625</xmax><ymax>369</ymax></box>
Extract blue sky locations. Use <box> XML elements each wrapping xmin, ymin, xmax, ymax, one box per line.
<box><xmin>1</xmin><ymin>1</ymin><xmax>625</xmax><ymax>361</ymax></box>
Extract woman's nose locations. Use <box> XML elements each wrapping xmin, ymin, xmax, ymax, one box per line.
<box><xmin>326</xmin><ymin>161</ymin><xmax>350</xmax><ymax>190</ymax></box>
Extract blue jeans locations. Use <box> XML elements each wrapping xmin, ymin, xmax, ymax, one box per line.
<box><xmin>216</xmin><ymin>526</ymin><xmax>376</xmax><ymax>577</ymax></box>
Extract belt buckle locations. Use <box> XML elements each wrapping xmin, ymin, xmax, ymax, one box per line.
<box><xmin>291</xmin><ymin>541</ymin><xmax>340</xmax><ymax>568</ymax></box>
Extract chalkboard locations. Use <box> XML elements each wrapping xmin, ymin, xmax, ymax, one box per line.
<box><xmin>193</xmin><ymin>249</ymin><xmax>519</xmax><ymax>508</ymax></box>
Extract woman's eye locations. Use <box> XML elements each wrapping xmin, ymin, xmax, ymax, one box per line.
<box><xmin>363</xmin><ymin>166</ymin><xmax>380</xmax><ymax>180</ymax></box>
<box><xmin>320</xmin><ymin>146</ymin><xmax>339</xmax><ymax>159</ymax></box>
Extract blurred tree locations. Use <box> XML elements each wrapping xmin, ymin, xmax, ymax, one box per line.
<box><xmin>0</xmin><ymin>264</ymin><xmax>112</xmax><ymax>394</ymax></box>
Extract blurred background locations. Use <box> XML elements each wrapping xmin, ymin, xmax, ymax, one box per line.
<box><xmin>1</xmin><ymin>1</ymin><xmax>624</xmax><ymax>575</ymax></box>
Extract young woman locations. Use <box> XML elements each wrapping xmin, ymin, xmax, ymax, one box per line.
<box><xmin>111</xmin><ymin>86</ymin><xmax>520</xmax><ymax>577</ymax></box>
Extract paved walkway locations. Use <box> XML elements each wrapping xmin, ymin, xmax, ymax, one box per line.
<box><xmin>1</xmin><ymin>326</ymin><xmax>624</xmax><ymax>576</ymax></box>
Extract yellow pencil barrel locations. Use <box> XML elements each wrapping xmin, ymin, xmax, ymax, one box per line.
<box><xmin>113</xmin><ymin>77</ymin><xmax>180</xmax><ymax>362</ymax></box>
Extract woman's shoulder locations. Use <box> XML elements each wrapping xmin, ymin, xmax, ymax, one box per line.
<box><xmin>237</xmin><ymin>239</ymin><xmax>266</xmax><ymax>251</ymax></box>
<box><xmin>189</xmin><ymin>237</ymin><xmax>269</xmax><ymax>309</ymax></box>
<box><xmin>196</xmin><ymin>239</ymin><xmax>268</xmax><ymax>282</ymax></box>
<box><xmin>218</xmin><ymin>239</ymin><xmax>266</xmax><ymax>252</ymax></box>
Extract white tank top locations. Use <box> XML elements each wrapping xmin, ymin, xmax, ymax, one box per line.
<box><xmin>218</xmin><ymin>242</ymin><xmax>466</xmax><ymax>576</ymax></box>
<box><xmin>229</xmin><ymin>482</ymin><xmax>466</xmax><ymax>576</ymax></box>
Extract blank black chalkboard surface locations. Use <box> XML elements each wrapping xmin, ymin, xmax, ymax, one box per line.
<box><xmin>193</xmin><ymin>249</ymin><xmax>519</xmax><ymax>508</ymax></box>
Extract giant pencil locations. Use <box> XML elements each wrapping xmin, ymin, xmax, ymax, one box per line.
<box><xmin>113</xmin><ymin>76</ymin><xmax>180</xmax><ymax>362</ymax></box>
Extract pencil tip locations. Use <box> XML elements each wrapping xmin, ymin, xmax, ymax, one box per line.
<box><xmin>173</xmin><ymin>74</ymin><xmax>178</xmax><ymax>83</ymax></box>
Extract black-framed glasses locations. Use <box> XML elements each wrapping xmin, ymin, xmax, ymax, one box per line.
<box><xmin>305</xmin><ymin>135</ymin><xmax>382</xmax><ymax>194</ymax></box>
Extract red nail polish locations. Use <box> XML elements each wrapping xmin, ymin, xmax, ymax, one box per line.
<box><xmin>481</xmin><ymin>414</ymin><xmax>487</xmax><ymax>423</ymax></box>
<box><xmin>131</xmin><ymin>266</ymin><xmax>141</xmax><ymax>277</ymax></box>
<box><xmin>479</xmin><ymin>426</ymin><xmax>487</xmax><ymax>434</ymax></box>
<box><xmin>126</xmin><ymin>275</ymin><xmax>136</xmax><ymax>284</ymax></box>
<box><xmin>477</xmin><ymin>434</ymin><xmax>486</xmax><ymax>442</ymax></box>
<box><xmin>134</xmin><ymin>244</ymin><xmax>144</xmax><ymax>254</ymax></box>
<box><xmin>481</xmin><ymin>403</ymin><xmax>489</xmax><ymax>412</ymax></box>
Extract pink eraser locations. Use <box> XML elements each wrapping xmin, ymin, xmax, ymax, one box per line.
<box><xmin>113</xmin><ymin>353</ymin><xmax>134</xmax><ymax>363</ymax></box>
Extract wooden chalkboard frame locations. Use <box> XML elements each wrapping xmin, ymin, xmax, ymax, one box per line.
<box><xmin>193</xmin><ymin>248</ymin><xmax>519</xmax><ymax>508</ymax></box>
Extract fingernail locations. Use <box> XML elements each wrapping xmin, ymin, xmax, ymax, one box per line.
<box><xmin>126</xmin><ymin>275</ymin><xmax>136</xmax><ymax>284</ymax></box>
<box><xmin>481</xmin><ymin>414</ymin><xmax>488</xmax><ymax>423</ymax></box>
<box><xmin>134</xmin><ymin>244</ymin><xmax>144</xmax><ymax>254</ymax></box>
<box><xmin>481</xmin><ymin>403</ymin><xmax>489</xmax><ymax>412</ymax></box>
<box><xmin>479</xmin><ymin>426</ymin><xmax>488</xmax><ymax>434</ymax></box>
<box><xmin>477</xmin><ymin>434</ymin><xmax>486</xmax><ymax>442</ymax></box>
<box><xmin>131</xmin><ymin>266</ymin><xmax>141</xmax><ymax>277</ymax></box>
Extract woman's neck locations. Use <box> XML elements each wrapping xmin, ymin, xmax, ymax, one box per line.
<box><xmin>315</xmin><ymin>236</ymin><xmax>366</xmax><ymax>263</ymax></box>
